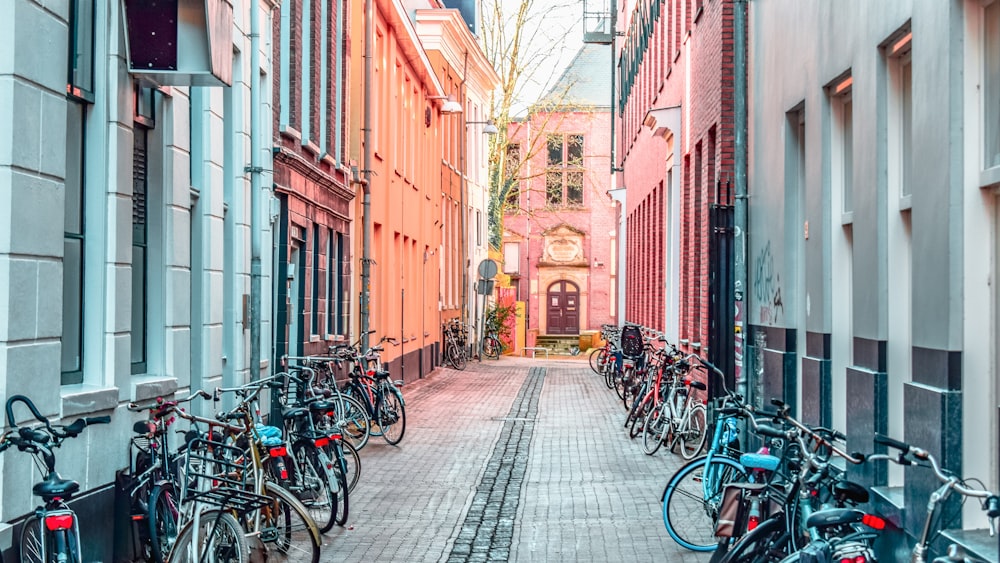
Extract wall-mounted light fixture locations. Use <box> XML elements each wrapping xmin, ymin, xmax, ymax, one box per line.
<box><xmin>429</xmin><ymin>94</ymin><xmax>463</xmax><ymax>114</ymax></box>
<box><xmin>467</xmin><ymin>120</ymin><xmax>499</xmax><ymax>135</ymax></box>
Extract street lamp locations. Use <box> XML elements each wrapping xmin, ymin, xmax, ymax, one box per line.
<box><xmin>467</xmin><ymin>120</ymin><xmax>499</xmax><ymax>135</ymax></box>
<box><xmin>430</xmin><ymin>94</ymin><xmax>463</xmax><ymax>114</ymax></box>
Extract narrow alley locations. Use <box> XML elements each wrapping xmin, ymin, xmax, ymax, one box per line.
<box><xmin>321</xmin><ymin>357</ymin><xmax>712</xmax><ymax>562</ymax></box>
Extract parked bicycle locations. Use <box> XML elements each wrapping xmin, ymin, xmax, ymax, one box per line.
<box><xmin>811</xmin><ymin>434</ymin><xmax>1000</xmax><ymax>563</ymax></box>
<box><xmin>442</xmin><ymin>319</ymin><xmax>469</xmax><ymax>370</ymax></box>
<box><xmin>332</xmin><ymin>337</ymin><xmax>407</xmax><ymax>446</ymax></box>
<box><xmin>1</xmin><ymin>395</ymin><xmax>110</xmax><ymax>563</ymax></box>
<box><xmin>481</xmin><ymin>329</ymin><xmax>503</xmax><ymax>360</ymax></box>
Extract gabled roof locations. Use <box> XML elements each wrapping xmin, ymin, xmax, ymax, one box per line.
<box><xmin>534</xmin><ymin>43</ymin><xmax>612</xmax><ymax>110</ymax></box>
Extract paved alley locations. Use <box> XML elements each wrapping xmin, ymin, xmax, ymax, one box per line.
<box><xmin>320</xmin><ymin>356</ymin><xmax>713</xmax><ymax>563</ymax></box>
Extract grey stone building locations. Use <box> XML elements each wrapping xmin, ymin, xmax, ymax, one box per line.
<box><xmin>746</xmin><ymin>0</ymin><xmax>999</xmax><ymax>556</ymax></box>
<box><xmin>0</xmin><ymin>0</ymin><xmax>278</xmax><ymax>559</ymax></box>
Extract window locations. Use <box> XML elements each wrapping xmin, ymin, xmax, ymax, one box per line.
<box><xmin>885</xmin><ymin>28</ymin><xmax>912</xmax><ymax>203</ymax></box>
<box><xmin>68</xmin><ymin>0</ymin><xmax>95</xmax><ymax>100</ymax></box>
<box><xmin>132</xmin><ymin>126</ymin><xmax>149</xmax><ymax>373</ymax></box>
<box><xmin>829</xmin><ymin>74</ymin><xmax>853</xmax><ymax>219</ymax></box>
<box><xmin>131</xmin><ymin>86</ymin><xmax>155</xmax><ymax>374</ymax></box>
<box><xmin>544</xmin><ymin>134</ymin><xmax>585</xmax><ymax>207</ymax></box>
<box><xmin>326</xmin><ymin>229</ymin><xmax>334</xmax><ymax>336</ymax></box>
<box><xmin>986</xmin><ymin>1</ymin><xmax>1000</xmax><ymax>169</ymax></box>
<box><xmin>62</xmin><ymin>101</ymin><xmax>87</xmax><ymax>384</ymax></box>
<box><xmin>504</xmin><ymin>143</ymin><xmax>521</xmax><ymax>211</ymax></box>
<box><xmin>63</xmin><ymin>0</ymin><xmax>95</xmax><ymax>384</ymax></box>
<box><xmin>312</xmin><ymin>224</ymin><xmax>321</xmax><ymax>336</ymax></box>
<box><xmin>503</xmin><ymin>242</ymin><xmax>520</xmax><ymax>274</ymax></box>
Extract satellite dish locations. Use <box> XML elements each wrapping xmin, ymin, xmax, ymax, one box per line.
<box><xmin>477</xmin><ymin>259</ymin><xmax>498</xmax><ymax>279</ymax></box>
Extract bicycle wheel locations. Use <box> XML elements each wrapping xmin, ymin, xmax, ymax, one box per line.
<box><xmin>148</xmin><ymin>482</ymin><xmax>181</xmax><ymax>563</ymax></box>
<box><xmin>642</xmin><ymin>407</ymin><xmax>667</xmax><ymax>455</ymax></box>
<box><xmin>589</xmin><ymin>348</ymin><xmax>608</xmax><ymax>374</ymax></box>
<box><xmin>291</xmin><ymin>441</ymin><xmax>336</xmax><ymax>533</ymax></box>
<box><xmin>20</xmin><ymin>515</ymin><xmax>82</xmax><ymax>563</ymax></box>
<box><xmin>379</xmin><ymin>389</ymin><xmax>406</xmax><ymax>445</ymax></box>
<box><xmin>483</xmin><ymin>337</ymin><xmax>501</xmax><ymax>359</ymax></box>
<box><xmin>717</xmin><ymin>516</ymin><xmax>788</xmax><ymax>563</ymax></box>
<box><xmin>679</xmin><ymin>404</ymin><xmax>708</xmax><ymax>460</ymax></box>
<box><xmin>661</xmin><ymin>455</ymin><xmax>748</xmax><ymax>552</ymax></box>
<box><xmin>324</xmin><ymin>392</ymin><xmax>370</xmax><ymax>451</ymax></box>
<box><xmin>338</xmin><ymin>439</ymin><xmax>361</xmax><ymax>493</ymax></box>
<box><xmin>257</xmin><ymin>483</ymin><xmax>321</xmax><ymax>563</ymax></box>
<box><xmin>166</xmin><ymin>510</ymin><xmax>248</xmax><ymax>563</ymax></box>
<box><xmin>446</xmin><ymin>342</ymin><xmax>467</xmax><ymax>370</ymax></box>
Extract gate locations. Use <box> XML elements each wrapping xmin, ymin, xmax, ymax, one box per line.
<box><xmin>708</xmin><ymin>194</ymin><xmax>735</xmax><ymax>399</ymax></box>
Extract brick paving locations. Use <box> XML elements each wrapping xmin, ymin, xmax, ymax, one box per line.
<box><xmin>321</xmin><ymin>356</ymin><xmax>713</xmax><ymax>563</ymax></box>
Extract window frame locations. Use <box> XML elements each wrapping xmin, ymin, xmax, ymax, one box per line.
<box><xmin>544</xmin><ymin>133</ymin><xmax>586</xmax><ymax>208</ymax></box>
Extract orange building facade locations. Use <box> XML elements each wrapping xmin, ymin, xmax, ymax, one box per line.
<box><xmin>349</xmin><ymin>2</ymin><xmax>496</xmax><ymax>382</ymax></box>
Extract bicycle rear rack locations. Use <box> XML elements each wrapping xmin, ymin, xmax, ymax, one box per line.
<box><xmin>180</xmin><ymin>438</ymin><xmax>270</xmax><ymax>514</ymax></box>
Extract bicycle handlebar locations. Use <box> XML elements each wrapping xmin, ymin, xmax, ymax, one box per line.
<box><xmin>127</xmin><ymin>389</ymin><xmax>212</xmax><ymax>413</ymax></box>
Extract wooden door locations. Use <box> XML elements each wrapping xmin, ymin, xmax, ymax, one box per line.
<box><xmin>546</xmin><ymin>280</ymin><xmax>580</xmax><ymax>335</ymax></box>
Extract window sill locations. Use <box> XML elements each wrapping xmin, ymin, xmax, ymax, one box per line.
<box><xmin>941</xmin><ymin>529</ymin><xmax>999</xmax><ymax>563</ymax></box>
<box><xmin>131</xmin><ymin>375</ymin><xmax>179</xmax><ymax>403</ymax></box>
<box><xmin>980</xmin><ymin>165</ymin><xmax>1000</xmax><ymax>190</ymax></box>
<box><xmin>60</xmin><ymin>384</ymin><xmax>121</xmax><ymax>418</ymax></box>
<box><xmin>898</xmin><ymin>194</ymin><xmax>912</xmax><ymax>211</ymax></box>
<box><xmin>870</xmin><ymin>485</ymin><xmax>905</xmax><ymax>529</ymax></box>
<box><xmin>841</xmin><ymin>211</ymin><xmax>854</xmax><ymax>226</ymax></box>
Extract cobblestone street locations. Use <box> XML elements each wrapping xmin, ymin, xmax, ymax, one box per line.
<box><xmin>321</xmin><ymin>356</ymin><xmax>713</xmax><ymax>562</ymax></box>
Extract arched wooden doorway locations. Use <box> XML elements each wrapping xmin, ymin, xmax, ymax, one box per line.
<box><xmin>546</xmin><ymin>280</ymin><xmax>580</xmax><ymax>335</ymax></box>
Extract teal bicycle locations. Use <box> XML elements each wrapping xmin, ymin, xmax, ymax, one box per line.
<box><xmin>660</xmin><ymin>357</ymin><xmax>780</xmax><ymax>552</ymax></box>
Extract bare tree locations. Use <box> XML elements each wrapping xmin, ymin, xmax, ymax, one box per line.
<box><xmin>478</xmin><ymin>0</ymin><xmax>583</xmax><ymax>249</ymax></box>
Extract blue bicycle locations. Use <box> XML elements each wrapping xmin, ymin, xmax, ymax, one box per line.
<box><xmin>660</xmin><ymin>357</ymin><xmax>779</xmax><ymax>552</ymax></box>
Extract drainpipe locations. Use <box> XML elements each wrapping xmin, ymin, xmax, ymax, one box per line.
<box><xmin>249</xmin><ymin>0</ymin><xmax>263</xmax><ymax>381</ymax></box>
<box><xmin>459</xmin><ymin>51</ymin><xmax>469</xmax><ymax>327</ymax></box>
<box><xmin>610</xmin><ymin>0</ymin><xmax>620</xmax><ymax>175</ymax></box>
<box><xmin>361</xmin><ymin>0</ymin><xmax>373</xmax><ymax>350</ymax></box>
<box><xmin>733</xmin><ymin>0</ymin><xmax>749</xmax><ymax>400</ymax></box>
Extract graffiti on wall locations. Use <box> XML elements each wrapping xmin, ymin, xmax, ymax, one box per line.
<box><xmin>753</xmin><ymin>241</ymin><xmax>784</xmax><ymax>324</ymax></box>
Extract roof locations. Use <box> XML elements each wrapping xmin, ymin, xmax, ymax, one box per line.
<box><xmin>534</xmin><ymin>43</ymin><xmax>612</xmax><ymax>110</ymax></box>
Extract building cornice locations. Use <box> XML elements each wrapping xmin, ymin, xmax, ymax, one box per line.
<box><xmin>273</xmin><ymin>146</ymin><xmax>356</xmax><ymax>202</ymax></box>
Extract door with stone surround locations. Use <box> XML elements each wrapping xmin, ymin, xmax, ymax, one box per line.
<box><xmin>546</xmin><ymin>280</ymin><xmax>580</xmax><ymax>335</ymax></box>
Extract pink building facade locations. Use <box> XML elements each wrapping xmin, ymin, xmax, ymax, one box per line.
<box><xmin>502</xmin><ymin>45</ymin><xmax>617</xmax><ymax>337</ymax></box>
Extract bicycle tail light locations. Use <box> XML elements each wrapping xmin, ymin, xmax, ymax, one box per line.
<box><xmin>45</xmin><ymin>512</ymin><xmax>75</xmax><ymax>531</ymax></box>
<box><xmin>270</xmin><ymin>452</ymin><xmax>289</xmax><ymax>480</ymax></box>
<box><xmin>314</xmin><ymin>437</ymin><xmax>330</xmax><ymax>447</ymax></box>
<box><xmin>268</xmin><ymin>446</ymin><xmax>287</xmax><ymax>458</ymax></box>
<box><xmin>861</xmin><ymin>513</ymin><xmax>886</xmax><ymax>530</ymax></box>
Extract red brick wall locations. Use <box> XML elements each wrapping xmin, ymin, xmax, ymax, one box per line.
<box><xmin>619</xmin><ymin>0</ymin><xmax>737</xmax><ymax>353</ymax></box>
<box><xmin>504</xmin><ymin>111</ymin><xmax>617</xmax><ymax>334</ymax></box>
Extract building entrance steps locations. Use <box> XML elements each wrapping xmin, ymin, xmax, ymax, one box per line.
<box><xmin>321</xmin><ymin>356</ymin><xmax>713</xmax><ymax>562</ymax></box>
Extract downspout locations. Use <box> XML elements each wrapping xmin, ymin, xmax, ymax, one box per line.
<box><xmin>250</xmin><ymin>0</ymin><xmax>263</xmax><ymax>381</ymax></box>
<box><xmin>733</xmin><ymin>0</ymin><xmax>749</xmax><ymax>400</ymax></box>
<box><xmin>610</xmin><ymin>0</ymin><xmax>620</xmax><ymax>175</ymax></box>
<box><xmin>361</xmin><ymin>0</ymin><xmax>373</xmax><ymax>350</ymax></box>
<box><xmin>459</xmin><ymin>51</ymin><xmax>469</xmax><ymax>326</ymax></box>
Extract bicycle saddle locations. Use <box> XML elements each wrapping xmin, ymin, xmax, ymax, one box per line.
<box><xmin>833</xmin><ymin>479</ymin><xmax>869</xmax><ymax>504</ymax></box>
<box><xmin>805</xmin><ymin>507</ymin><xmax>864</xmax><ymax>529</ymax></box>
<box><xmin>739</xmin><ymin>452</ymin><xmax>780</xmax><ymax>472</ymax></box>
<box><xmin>34</xmin><ymin>473</ymin><xmax>80</xmax><ymax>501</ymax></box>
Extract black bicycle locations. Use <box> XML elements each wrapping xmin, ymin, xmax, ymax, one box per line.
<box><xmin>0</xmin><ymin>395</ymin><xmax>110</xmax><ymax>563</ymax></box>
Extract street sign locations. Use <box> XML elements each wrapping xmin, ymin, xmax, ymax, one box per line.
<box><xmin>477</xmin><ymin>259</ymin><xmax>498</xmax><ymax>279</ymax></box>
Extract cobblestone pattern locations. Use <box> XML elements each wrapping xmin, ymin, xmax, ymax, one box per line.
<box><xmin>321</xmin><ymin>357</ymin><xmax>712</xmax><ymax>562</ymax></box>
<box><xmin>446</xmin><ymin>367</ymin><xmax>546</xmax><ymax>562</ymax></box>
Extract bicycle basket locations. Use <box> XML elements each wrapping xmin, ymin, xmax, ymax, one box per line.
<box><xmin>180</xmin><ymin>438</ymin><xmax>270</xmax><ymax>514</ymax></box>
<box><xmin>620</xmin><ymin>325</ymin><xmax>644</xmax><ymax>358</ymax></box>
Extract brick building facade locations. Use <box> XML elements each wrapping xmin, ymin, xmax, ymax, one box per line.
<box><xmin>616</xmin><ymin>0</ymin><xmax>737</xmax><ymax>360</ymax></box>
<box><xmin>503</xmin><ymin>44</ymin><xmax>617</xmax><ymax>339</ymax></box>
